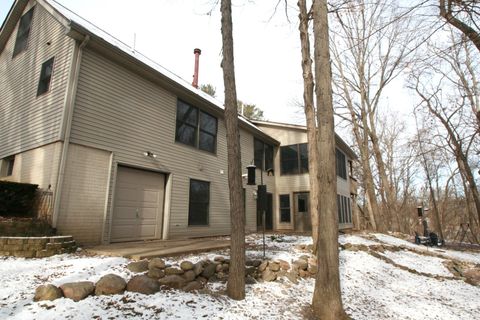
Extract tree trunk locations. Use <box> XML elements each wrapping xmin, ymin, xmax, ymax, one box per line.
<box><xmin>220</xmin><ymin>0</ymin><xmax>245</xmax><ymax>300</ymax></box>
<box><xmin>298</xmin><ymin>0</ymin><xmax>320</xmax><ymax>254</ymax></box>
<box><xmin>311</xmin><ymin>1</ymin><xmax>348</xmax><ymax>319</ymax></box>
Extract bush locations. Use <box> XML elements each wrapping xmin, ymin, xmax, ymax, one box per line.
<box><xmin>0</xmin><ymin>217</ymin><xmax>56</xmax><ymax>236</ymax></box>
<box><xmin>0</xmin><ymin>181</ymin><xmax>39</xmax><ymax>217</ymax></box>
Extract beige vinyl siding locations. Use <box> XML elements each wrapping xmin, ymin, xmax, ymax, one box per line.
<box><xmin>0</xmin><ymin>142</ymin><xmax>62</xmax><ymax>190</ymax></box>
<box><xmin>70</xmin><ymin>48</ymin><xmax>263</xmax><ymax>241</ymax></box>
<box><xmin>58</xmin><ymin>143</ymin><xmax>111</xmax><ymax>245</ymax></box>
<box><xmin>0</xmin><ymin>2</ymin><xmax>74</xmax><ymax>159</ymax></box>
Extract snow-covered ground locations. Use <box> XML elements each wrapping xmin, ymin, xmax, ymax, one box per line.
<box><xmin>1</xmin><ymin>233</ymin><xmax>479</xmax><ymax>319</ymax></box>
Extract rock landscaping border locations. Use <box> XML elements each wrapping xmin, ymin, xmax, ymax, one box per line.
<box><xmin>0</xmin><ymin>236</ymin><xmax>77</xmax><ymax>258</ymax></box>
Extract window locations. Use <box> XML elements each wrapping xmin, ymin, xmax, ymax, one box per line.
<box><xmin>280</xmin><ymin>143</ymin><xmax>308</xmax><ymax>175</ymax></box>
<box><xmin>37</xmin><ymin>57</ymin><xmax>54</xmax><ymax>96</ymax></box>
<box><xmin>253</xmin><ymin>138</ymin><xmax>274</xmax><ymax>171</ymax></box>
<box><xmin>337</xmin><ymin>194</ymin><xmax>352</xmax><ymax>224</ymax></box>
<box><xmin>0</xmin><ymin>156</ymin><xmax>15</xmax><ymax>177</ymax></box>
<box><xmin>175</xmin><ymin>100</ymin><xmax>217</xmax><ymax>153</ymax></box>
<box><xmin>279</xmin><ymin>194</ymin><xmax>291</xmax><ymax>223</ymax></box>
<box><xmin>336</xmin><ymin>148</ymin><xmax>347</xmax><ymax>179</ymax></box>
<box><xmin>13</xmin><ymin>7</ymin><xmax>34</xmax><ymax>57</ymax></box>
<box><xmin>188</xmin><ymin>179</ymin><xmax>210</xmax><ymax>226</ymax></box>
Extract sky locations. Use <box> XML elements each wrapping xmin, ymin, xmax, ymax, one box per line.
<box><xmin>1</xmin><ymin>0</ymin><xmax>311</xmax><ymax>124</ymax></box>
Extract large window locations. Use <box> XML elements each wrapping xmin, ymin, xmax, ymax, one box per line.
<box><xmin>37</xmin><ymin>57</ymin><xmax>54</xmax><ymax>96</ymax></box>
<box><xmin>337</xmin><ymin>194</ymin><xmax>352</xmax><ymax>224</ymax></box>
<box><xmin>279</xmin><ymin>194</ymin><xmax>291</xmax><ymax>223</ymax></box>
<box><xmin>0</xmin><ymin>156</ymin><xmax>15</xmax><ymax>177</ymax></box>
<box><xmin>280</xmin><ymin>143</ymin><xmax>308</xmax><ymax>175</ymax></box>
<box><xmin>336</xmin><ymin>148</ymin><xmax>347</xmax><ymax>179</ymax></box>
<box><xmin>13</xmin><ymin>7</ymin><xmax>34</xmax><ymax>57</ymax></box>
<box><xmin>188</xmin><ymin>179</ymin><xmax>210</xmax><ymax>226</ymax></box>
<box><xmin>176</xmin><ymin>100</ymin><xmax>217</xmax><ymax>153</ymax></box>
<box><xmin>253</xmin><ymin>138</ymin><xmax>274</xmax><ymax>171</ymax></box>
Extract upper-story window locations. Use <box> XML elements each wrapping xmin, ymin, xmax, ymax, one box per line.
<box><xmin>0</xmin><ymin>156</ymin><xmax>15</xmax><ymax>177</ymax></box>
<box><xmin>37</xmin><ymin>57</ymin><xmax>54</xmax><ymax>96</ymax></box>
<box><xmin>336</xmin><ymin>148</ymin><xmax>347</xmax><ymax>179</ymax></box>
<box><xmin>13</xmin><ymin>7</ymin><xmax>35</xmax><ymax>57</ymax></box>
<box><xmin>175</xmin><ymin>100</ymin><xmax>217</xmax><ymax>153</ymax></box>
<box><xmin>254</xmin><ymin>138</ymin><xmax>274</xmax><ymax>171</ymax></box>
<box><xmin>280</xmin><ymin>143</ymin><xmax>308</xmax><ymax>175</ymax></box>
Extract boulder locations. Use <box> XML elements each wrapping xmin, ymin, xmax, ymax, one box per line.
<box><xmin>126</xmin><ymin>275</ymin><xmax>159</xmax><ymax>295</ymax></box>
<box><xmin>298</xmin><ymin>269</ymin><xmax>309</xmax><ymax>277</ymax></box>
<box><xmin>307</xmin><ymin>264</ymin><xmax>318</xmax><ymax>274</ymax></box>
<box><xmin>222</xmin><ymin>263</ymin><xmax>229</xmax><ymax>272</ymax></box>
<box><xmin>214</xmin><ymin>256</ymin><xmax>225</xmax><ymax>263</ymax></box>
<box><xmin>286</xmin><ymin>270</ymin><xmax>299</xmax><ymax>284</ymax></box>
<box><xmin>464</xmin><ymin>268</ymin><xmax>480</xmax><ymax>285</ymax></box>
<box><xmin>245</xmin><ymin>276</ymin><xmax>257</xmax><ymax>285</ymax></box>
<box><xmin>300</xmin><ymin>255</ymin><xmax>310</xmax><ymax>261</ymax></box>
<box><xmin>159</xmin><ymin>275</ymin><xmax>186</xmax><ymax>289</ymax></box>
<box><xmin>148</xmin><ymin>268</ymin><xmax>165</xmax><ymax>279</ymax></box>
<box><xmin>183</xmin><ymin>281</ymin><xmax>203</xmax><ymax>292</ymax></box>
<box><xmin>201</xmin><ymin>263</ymin><xmax>217</xmax><ymax>279</ymax></box>
<box><xmin>148</xmin><ymin>258</ymin><xmax>165</xmax><ymax>270</ymax></box>
<box><xmin>245</xmin><ymin>266</ymin><xmax>256</xmax><ymax>276</ymax></box>
<box><xmin>307</xmin><ymin>257</ymin><xmax>317</xmax><ymax>266</ymax></box>
<box><xmin>34</xmin><ymin>284</ymin><xmax>63</xmax><ymax>301</ymax></box>
<box><xmin>246</xmin><ymin>259</ymin><xmax>262</xmax><ymax>267</ymax></box>
<box><xmin>277</xmin><ymin>259</ymin><xmax>290</xmax><ymax>271</ymax></box>
<box><xmin>165</xmin><ymin>267</ymin><xmax>184</xmax><ymax>276</ymax></box>
<box><xmin>180</xmin><ymin>261</ymin><xmax>194</xmax><ymax>271</ymax></box>
<box><xmin>183</xmin><ymin>270</ymin><xmax>196</xmax><ymax>282</ymax></box>
<box><xmin>60</xmin><ymin>281</ymin><xmax>95</xmax><ymax>301</ymax></box>
<box><xmin>293</xmin><ymin>259</ymin><xmax>308</xmax><ymax>271</ymax></box>
<box><xmin>216</xmin><ymin>264</ymin><xmax>223</xmax><ymax>272</ymax></box>
<box><xmin>258</xmin><ymin>260</ymin><xmax>269</xmax><ymax>272</ymax></box>
<box><xmin>95</xmin><ymin>274</ymin><xmax>126</xmax><ymax>295</ymax></box>
<box><xmin>127</xmin><ymin>260</ymin><xmax>149</xmax><ymax>273</ymax></box>
<box><xmin>269</xmin><ymin>262</ymin><xmax>280</xmax><ymax>272</ymax></box>
<box><xmin>196</xmin><ymin>276</ymin><xmax>208</xmax><ymax>285</ymax></box>
<box><xmin>193</xmin><ymin>262</ymin><xmax>204</xmax><ymax>276</ymax></box>
<box><xmin>262</xmin><ymin>269</ymin><xmax>277</xmax><ymax>282</ymax></box>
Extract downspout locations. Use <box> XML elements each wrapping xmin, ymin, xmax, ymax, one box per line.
<box><xmin>52</xmin><ymin>34</ymin><xmax>90</xmax><ymax>228</ymax></box>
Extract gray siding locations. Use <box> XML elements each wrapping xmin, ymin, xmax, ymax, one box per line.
<box><xmin>70</xmin><ymin>48</ymin><xmax>264</xmax><ymax>241</ymax></box>
<box><xmin>0</xmin><ymin>2</ymin><xmax>74</xmax><ymax>158</ymax></box>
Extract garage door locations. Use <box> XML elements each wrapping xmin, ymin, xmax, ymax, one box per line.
<box><xmin>111</xmin><ymin>166</ymin><xmax>165</xmax><ymax>242</ymax></box>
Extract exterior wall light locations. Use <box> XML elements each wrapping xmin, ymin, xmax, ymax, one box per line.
<box><xmin>143</xmin><ymin>151</ymin><xmax>157</xmax><ymax>158</ymax></box>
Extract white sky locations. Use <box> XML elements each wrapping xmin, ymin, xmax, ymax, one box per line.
<box><xmin>0</xmin><ymin>0</ymin><xmax>414</xmax><ymax>126</ymax></box>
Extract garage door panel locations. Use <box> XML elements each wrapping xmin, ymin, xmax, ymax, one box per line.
<box><xmin>111</xmin><ymin>166</ymin><xmax>165</xmax><ymax>242</ymax></box>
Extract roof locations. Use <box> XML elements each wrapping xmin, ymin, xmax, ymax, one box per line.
<box><xmin>251</xmin><ymin>120</ymin><xmax>358</xmax><ymax>160</ymax></box>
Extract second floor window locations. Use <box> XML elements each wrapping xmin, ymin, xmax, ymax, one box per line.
<box><xmin>175</xmin><ymin>100</ymin><xmax>217</xmax><ymax>153</ymax></box>
<box><xmin>336</xmin><ymin>148</ymin><xmax>347</xmax><ymax>179</ymax></box>
<box><xmin>280</xmin><ymin>143</ymin><xmax>308</xmax><ymax>175</ymax></box>
<box><xmin>37</xmin><ymin>57</ymin><xmax>54</xmax><ymax>96</ymax></box>
<box><xmin>254</xmin><ymin>138</ymin><xmax>274</xmax><ymax>171</ymax></box>
<box><xmin>13</xmin><ymin>7</ymin><xmax>34</xmax><ymax>57</ymax></box>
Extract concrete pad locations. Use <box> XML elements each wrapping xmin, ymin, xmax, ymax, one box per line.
<box><xmin>86</xmin><ymin>238</ymin><xmax>230</xmax><ymax>260</ymax></box>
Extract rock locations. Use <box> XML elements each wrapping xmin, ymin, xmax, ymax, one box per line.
<box><xmin>180</xmin><ymin>261</ymin><xmax>194</xmax><ymax>271</ymax></box>
<box><xmin>293</xmin><ymin>259</ymin><xmax>308</xmax><ymax>271</ymax></box>
<box><xmin>183</xmin><ymin>270</ymin><xmax>196</xmax><ymax>282</ymax></box>
<box><xmin>245</xmin><ymin>266</ymin><xmax>256</xmax><ymax>276</ymax></box>
<box><xmin>245</xmin><ymin>276</ymin><xmax>257</xmax><ymax>285</ymax></box>
<box><xmin>148</xmin><ymin>258</ymin><xmax>165</xmax><ymax>270</ymax></box>
<box><xmin>299</xmin><ymin>255</ymin><xmax>310</xmax><ymax>261</ymax></box>
<box><xmin>307</xmin><ymin>264</ymin><xmax>318</xmax><ymax>274</ymax></box>
<box><xmin>95</xmin><ymin>274</ymin><xmax>126</xmax><ymax>295</ymax></box>
<box><xmin>246</xmin><ymin>259</ymin><xmax>262</xmax><ymax>267</ymax></box>
<box><xmin>127</xmin><ymin>260</ymin><xmax>149</xmax><ymax>273</ymax></box>
<box><xmin>165</xmin><ymin>267</ymin><xmax>184</xmax><ymax>276</ymax></box>
<box><xmin>159</xmin><ymin>275</ymin><xmax>186</xmax><ymax>289</ymax></box>
<box><xmin>201</xmin><ymin>263</ymin><xmax>217</xmax><ymax>279</ymax></box>
<box><xmin>196</xmin><ymin>276</ymin><xmax>208</xmax><ymax>285</ymax></box>
<box><xmin>286</xmin><ymin>270</ymin><xmax>299</xmax><ymax>284</ymax></box>
<box><xmin>277</xmin><ymin>270</ymin><xmax>287</xmax><ymax>278</ymax></box>
<box><xmin>258</xmin><ymin>260</ymin><xmax>269</xmax><ymax>272</ymax></box>
<box><xmin>34</xmin><ymin>284</ymin><xmax>63</xmax><ymax>301</ymax></box>
<box><xmin>262</xmin><ymin>269</ymin><xmax>277</xmax><ymax>282</ymax></box>
<box><xmin>148</xmin><ymin>268</ymin><xmax>165</xmax><ymax>279</ymax></box>
<box><xmin>183</xmin><ymin>281</ymin><xmax>203</xmax><ymax>292</ymax></box>
<box><xmin>464</xmin><ymin>268</ymin><xmax>480</xmax><ymax>285</ymax></box>
<box><xmin>126</xmin><ymin>275</ymin><xmax>159</xmax><ymax>294</ymax></box>
<box><xmin>307</xmin><ymin>257</ymin><xmax>317</xmax><ymax>266</ymax></box>
<box><xmin>60</xmin><ymin>281</ymin><xmax>95</xmax><ymax>301</ymax></box>
<box><xmin>216</xmin><ymin>264</ymin><xmax>223</xmax><ymax>272</ymax></box>
<box><xmin>222</xmin><ymin>263</ymin><xmax>229</xmax><ymax>272</ymax></box>
<box><xmin>298</xmin><ymin>269</ymin><xmax>309</xmax><ymax>277</ymax></box>
<box><xmin>193</xmin><ymin>262</ymin><xmax>204</xmax><ymax>276</ymax></box>
<box><xmin>277</xmin><ymin>259</ymin><xmax>290</xmax><ymax>270</ymax></box>
<box><xmin>269</xmin><ymin>262</ymin><xmax>280</xmax><ymax>272</ymax></box>
<box><xmin>214</xmin><ymin>256</ymin><xmax>225</xmax><ymax>263</ymax></box>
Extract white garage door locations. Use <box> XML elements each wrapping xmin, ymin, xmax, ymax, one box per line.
<box><xmin>111</xmin><ymin>166</ymin><xmax>165</xmax><ymax>242</ymax></box>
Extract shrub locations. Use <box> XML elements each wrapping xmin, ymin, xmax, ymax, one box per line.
<box><xmin>0</xmin><ymin>181</ymin><xmax>39</xmax><ymax>217</ymax></box>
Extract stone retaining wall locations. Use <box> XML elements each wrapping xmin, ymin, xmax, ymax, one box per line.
<box><xmin>0</xmin><ymin>236</ymin><xmax>76</xmax><ymax>258</ymax></box>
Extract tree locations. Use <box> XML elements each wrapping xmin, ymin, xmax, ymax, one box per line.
<box><xmin>311</xmin><ymin>0</ymin><xmax>349</xmax><ymax>318</ymax></box>
<box><xmin>200</xmin><ymin>83</ymin><xmax>217</xmax><ymax>98</ymax></box>
<box><xmin>237</xmin><ymin>100</ymin><xmax>264</xmax><ymax>120</ymax></box>
<box><xmin>220</xmin><ymin>0</ymin><xmax>246</xmax><ymax>300</ymax></box>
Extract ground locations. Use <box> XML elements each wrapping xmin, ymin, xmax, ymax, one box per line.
<box><xmin>1</xmin><ymin>232</ymin><xmax>479</xmax><ymax>319</ymax></box>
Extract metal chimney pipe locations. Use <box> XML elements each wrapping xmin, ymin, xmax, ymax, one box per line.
<box><xmin>192</xmin><ymin>48</ymin><xmax>201</xmax><ymax>88</ymax></box>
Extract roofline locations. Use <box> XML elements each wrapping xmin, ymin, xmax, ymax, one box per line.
<box><xmin>251</xmin><ymin>120</ymin><xmax>358</xmax><ymax>160</ymax></box>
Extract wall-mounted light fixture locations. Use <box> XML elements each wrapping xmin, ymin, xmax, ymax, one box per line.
<box><xmin>143</xmin><ymin>151</ymin><xmax>157</xmax><ymax>159</ymax></box>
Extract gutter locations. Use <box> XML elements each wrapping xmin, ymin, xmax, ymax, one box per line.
<box><xmin>52</xmin><ymin>34</ymin><xmax>89</xmax><ymax>228</ymax></box>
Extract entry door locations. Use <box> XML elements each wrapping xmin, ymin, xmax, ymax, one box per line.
<box><xmin>111</xmin><ymin>166</ymin><xmax>165</xmax><ymax>242</ymax></box>
<box><xmin>295</xmin><ymin>192</ymin><xmax>311</xmax><ymax>232</ymax></box>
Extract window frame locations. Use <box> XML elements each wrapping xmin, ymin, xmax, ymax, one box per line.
<box><xmin>336</xmin><ymin>148</ymin><xmax>347</xmax><ymax>180</ymax></box>
<box><xmin>337</xmin><ymin>194</ymin><xmax>352</xmax><ymax>224</ymax></box>
<box><xmin>280</xmin><ymin>143</ymin><xmax>309</xmax><ymax>175</ymax></box>
<box><xmin>188</xmin><ymin>179</ymin><xmax>210</xmax><ymax>226</ymax></box>
<box><xmin>37</xmin><ymin>57</ymin><xmax>55</xmax><ymax>97</ymax></box>
<box><xmin>12</xmin><ymin>6</ymin><xmax>35</xmax><ymax>58</ymax></box>
<box><xmin>279</xmin><ymin>194</ymin><xmax>291</xmax><ymax>223</ymax></box>
<box><xmin>253</xmin><ymin>138</ymin><xmax>274</xmax><ymax>172</ymax></box>
<box><xmin>0</xmin><ymin>156</ymin><xmax>15</xmax><ymax>177</ymax></box>
<box><xmin>175</xmin><ymin>99</ymin><xmax>217</xmax><ymax>154</ymax></box>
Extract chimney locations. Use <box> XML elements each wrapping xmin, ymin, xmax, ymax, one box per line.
<box><xmin>192</xmin><ymin>48</ymin><xmax>201</xmax><ymax>88</ymax></box>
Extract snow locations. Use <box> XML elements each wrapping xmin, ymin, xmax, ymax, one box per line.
<box><xmin>1</xmin><ymin>233</ymin><xmax>480</xmax><ymax>319</ymax></box>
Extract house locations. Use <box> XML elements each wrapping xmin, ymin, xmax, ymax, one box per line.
<box><xmin>0</xmin><ymin>0</ymin><xmax>356</xmax><ymax>245</ymax></box>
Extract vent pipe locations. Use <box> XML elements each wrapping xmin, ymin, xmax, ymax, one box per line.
<box><xmin>192</xmin><ymin>48</ymin><xmax>201</xmax><ymax>88</ymax></box>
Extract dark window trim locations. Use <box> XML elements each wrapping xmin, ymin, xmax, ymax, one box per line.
<box><xmin>37</xmin><ymin>57</ymin><xmax>55</xmax><ymax>97</ymax></box>
<box><xmin>188</xmin><ymin>179</ymin><xmax>210</xmax><ymax>226</ymax></box>
<box><xmin>12</xmin><ymin>6</ymin><xmax>35</xmax><ymax>58</ymax></box>
<box><xmin>279</xmin><ymin>194</ymin><xmax>291</xmax><ymax>223</ymax></box>
<box><xmin>1</xmin><ymin>156</ymin><xmax>15</xmax><ymax>177</ymax></box>
<box><xmin>280</xmin><ymin>143</ymin><xmax>308</xmax><ymax>175</ymax></box>
<box><xmin>336</xmin><ymin>148</ymin><xmax>347</xmax><ymax>180</ymax></box>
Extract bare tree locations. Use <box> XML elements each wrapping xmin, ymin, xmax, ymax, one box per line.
<box><xmin>220</xmin><ymin>0</ymin><xmax>246</xmax><ymax>300</ymax></box>
<box><xmin>311</xmin><ymin>0</ymin><xmax>349</xmax><ymax>318</ymax></box>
